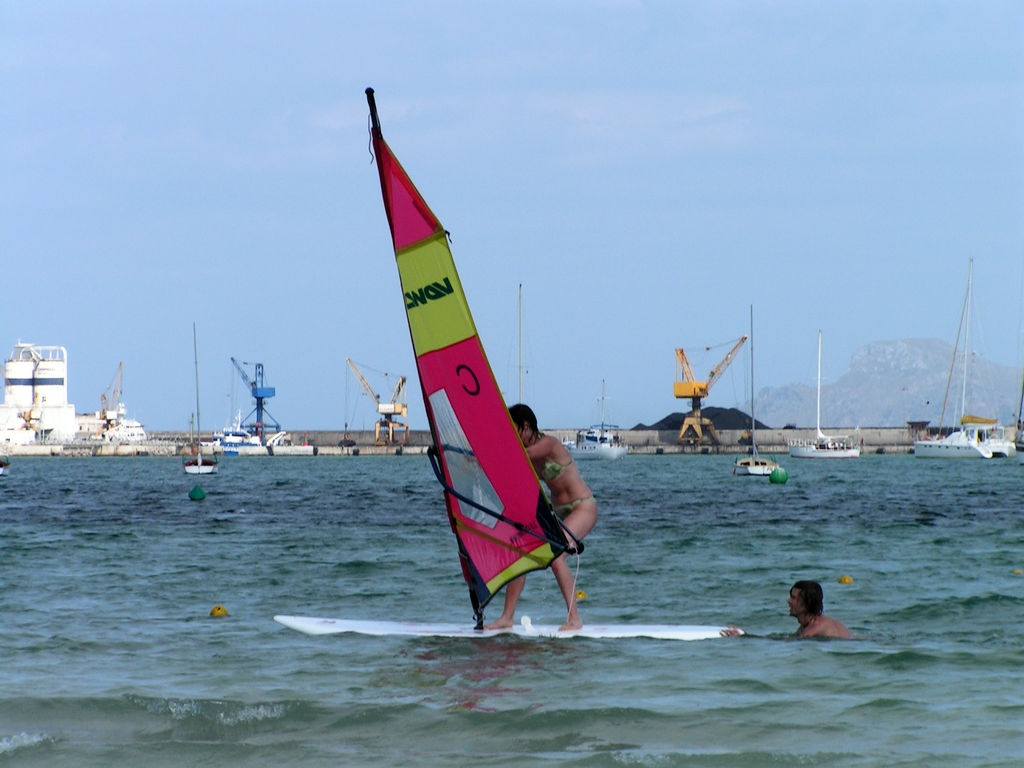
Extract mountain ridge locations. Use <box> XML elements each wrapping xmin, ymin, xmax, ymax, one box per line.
<box><xmin>641</xmin><ymin>338</ymin><xmax>1023</xmax><ymax>430</ymax></box>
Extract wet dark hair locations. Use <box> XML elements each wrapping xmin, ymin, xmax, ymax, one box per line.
<box><xmin>508</xmin><ymin>403</ymin><xmax>538</xmax><ymax>433</ymax></box>
<box><xmin>792</xmin><ymin>580</ymin><xmax>824</xmax><ymax>615</ymax></box>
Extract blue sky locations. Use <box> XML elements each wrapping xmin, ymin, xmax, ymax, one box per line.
<box><xmin>3</xmin><ymin>1</ymin><xmax>1022</xmax><ymax>432</ymax></box>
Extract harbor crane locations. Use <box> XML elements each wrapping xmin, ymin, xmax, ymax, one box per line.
<box><xmin>99</xmin><ymin>361</ymin><xmax>124</xmax><ymax>431</ymax></box>
<box><xmin>346</xmin><ymin>358</ymin><xmax>409</xmax><ymax>446</ymax></box>
<box><xmin>231</xmin><ymin>357</ymin><xmax>280</xmax><ymax>445</ymax></box>
<box><xmin>673</xmin><ymin>335</ymin><xmax>747</xmax><ymax>446</ymax></box>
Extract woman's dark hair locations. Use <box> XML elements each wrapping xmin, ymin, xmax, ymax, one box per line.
<box><xmin>508</xmin><ymin>403</ymin><xmax>538</xmax><ymax>433</ymax></box>
<box><xmin>792</xmin><ymin>580</ymin><xmax>824</xmax><ymax>615</ymax></box>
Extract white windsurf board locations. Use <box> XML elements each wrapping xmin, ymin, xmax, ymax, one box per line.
<box><xmin>273</xmin><ymin>614</ymin><xmax>737</xmax><ymax>640</ymax></box>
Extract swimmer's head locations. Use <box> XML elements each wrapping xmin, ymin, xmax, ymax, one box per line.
<box><xmin>791</xmin><ymin>580</ymin><xmax>824</xmax><ymax>615</ymax></box>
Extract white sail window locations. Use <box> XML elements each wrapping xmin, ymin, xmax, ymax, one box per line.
<box><xmin>428</xmin><ymin>388</ymin><xmax>503</xmax><ymax>529</ymax></box>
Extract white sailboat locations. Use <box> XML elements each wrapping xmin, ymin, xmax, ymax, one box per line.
<box><xmin>735</xmin><ymin>306</ymin><xmax>781</xmax><ymax>476</ymax></box>
<box><xmin>566</xmin><ymin>380</ymin><xmax>627</xmax><ymax>460</ymax></box>
<box><xmin>914</xmin><ymin>260</ymin><xmax>1014</xmax><ymax>459</ymax></box>
<box><xmin>183</xmin><ymin>323</ymin><xmax>218</xmax><ymax>475</ymax></box>
<box><xmin>788</xmin><ymin>330</ymin><xmax>860</xmax><ymax>459</ymax></box>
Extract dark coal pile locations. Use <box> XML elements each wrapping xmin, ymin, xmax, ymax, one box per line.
<box><xmin>632</xmin><ymin>407</ymin><xmax>770</xmax><ymax>432</ymax></box>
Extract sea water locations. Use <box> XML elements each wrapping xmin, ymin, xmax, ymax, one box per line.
<box><xmin>0</xmin><ymin>454</ymin><xmax>1021</xmax><ymax>767</ymax></box>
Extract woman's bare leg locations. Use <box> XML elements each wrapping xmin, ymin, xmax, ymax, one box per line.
<box><xmin>483</xmin><ymin>575</ymin><xmax>526</xmax><ymax>629</ymax></box>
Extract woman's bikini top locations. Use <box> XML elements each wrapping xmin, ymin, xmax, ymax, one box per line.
<box><xmin>541</xmin><ymin>457</ymin><xmax>573</xmax><ymax>483</ymax></box>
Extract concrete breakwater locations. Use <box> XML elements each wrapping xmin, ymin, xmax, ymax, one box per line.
<box><xmin>2</xmin><ymin>426</ymin><xmax>922</xmax><ymax>457</ymax></box>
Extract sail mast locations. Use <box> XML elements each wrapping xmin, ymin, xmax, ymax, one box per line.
<box><xmin>193</xmin><ymin>322</ymin><xmax>202</xmax><ymax>464</ymax></box>
<box><xmin>815</xmin><ymin>330</ymin><xmax>823</xmax><ymax>440</ymax></box>
<box><xmin>750</xmin><ymin>305</ymin><xmax>757</xmax><ymax>456</ymax></box>
<box><xmin>518</xmin><ymin>283</ymin><xmax>523</xmax><ymax>403</ymax></box>
<box><xmin>600</xmin><ymin>379</ymin><xmax>607</xmax><ymax>428</ymax></box>
<box><xmin>960</xmin><ymin>259</ymin><xmax>973</xmax><ymax>422</ymax></box>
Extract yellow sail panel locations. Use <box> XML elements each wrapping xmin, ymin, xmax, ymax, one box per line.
<box><xmin>396</xmin><ymin>235</ymin><xmax>476</xmax><ymax>355</ymax></box>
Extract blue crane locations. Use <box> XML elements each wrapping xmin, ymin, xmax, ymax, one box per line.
<box><xmin>230</xmin><ymin>357</ymin><xmax>280</xmax><ymax>444</ymax></box>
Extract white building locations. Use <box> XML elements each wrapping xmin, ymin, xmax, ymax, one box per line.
<box><xmin>0</xmin><ymin>342</ymin><xmax>78</xmax><ymax>444</ymax></box>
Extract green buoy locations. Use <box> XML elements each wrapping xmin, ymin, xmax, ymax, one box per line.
<box><xmin>769</xmin><ymin>467</ymin><xmax>788</xmax><ymax>484</ymax></box>
<box><xmin>189</xmin><ymin>485</ymin><xmax>206</xmax><ymax>501</ymax></box>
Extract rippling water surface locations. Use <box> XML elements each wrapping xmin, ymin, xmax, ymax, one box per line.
<box><xmin>1</xmin><ymin>454</ymin><xmax>1022</xmax><ymax>766</ymax></box>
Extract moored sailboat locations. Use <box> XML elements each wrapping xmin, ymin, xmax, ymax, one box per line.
<box><xmin>735</xmin><ymin>306</ymin><xmax>782</xmax><ymax>476</ymax></box>
<box><xmin>566</xmin><ymin>380</ymin><xmax>627</xmax><ymax>460</ymax></box>
<box><xmin>914</xmin><ymin>260</ymin><xmax>1014</xmax><ymax>459</ymax></box>
<box><xmin>788</xmin><ymin>330</ymin><xmax>860</xmax><ymax>459</ymax></box>
<box><xmin>183</xmin><ymin>323</ymin><xmax>218</xmax><ymax>475</ymax></box>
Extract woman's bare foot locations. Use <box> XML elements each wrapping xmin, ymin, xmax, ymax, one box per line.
<box><xmin>559</xmin><ymin>616</ymin><xmax>582</xmax><ymax>632</ymax></box>
<box><xmin>483</xmin><ymin>617</ymin><xmax>514</xmax><ymax>630</ymax></box>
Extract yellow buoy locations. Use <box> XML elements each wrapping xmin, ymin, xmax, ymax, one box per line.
<box><xmin>838</xmin><ymin>575</ymin><xmax>853</xmax><ymax>584</ymax></box>
<box><xmin>1013</xmin><ymin>569</ymin><xmax>1022</xmax><ymax>575</ymax></box>
<box><xmin>575</xmin><ymin>590</ymin><xmax>587</xmax><ymax>600</ymax></box>
<box><xmin>209</xmin><ymin>605</ymin><xmax>229</xmax><ymax>617</ymax></box>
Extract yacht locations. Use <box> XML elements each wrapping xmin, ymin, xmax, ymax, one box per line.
<box><xmin>788</xmin><ymin>331</ymin><xmax>860</xmax><ymax>459</ymax></box>
<box><xmin>913</xmin><ymin>261</ymin><xmax>1013</xmax><ymax>459</ymax></box>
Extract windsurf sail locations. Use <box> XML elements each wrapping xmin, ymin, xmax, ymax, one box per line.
<box><xmin>365</xmin><ymin>88</ymin><xmax>570</xmax><ymax>627</ymax></box>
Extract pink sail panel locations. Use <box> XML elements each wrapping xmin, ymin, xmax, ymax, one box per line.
<box><xmin>371</xmin><ymin>133</ymin><xmax>442</xmax><ymax>252</ymax></box>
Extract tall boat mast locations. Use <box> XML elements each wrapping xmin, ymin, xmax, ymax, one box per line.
<box><xmin>518</xmin><ymin>283</ymin><xmax>523</xmax><ymax>404</ymax></box>
<box><xmin>814</xmin><ymin>330</ymin><xmax>823</xmax><ymax>440</ymax></box>
<box><xmin>749</xmin><ymin>306</ymin><xmax>757</xmax><ymax>455</ymax></box>
<box><xmin>193</xmin><ymin>323</ymin><xmax>203</xmax><ymax>460</ymax></box>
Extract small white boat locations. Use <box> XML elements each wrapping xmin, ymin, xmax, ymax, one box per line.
<box><xmin>0</xmin><ymin>456</ymin><xmax>9</xmax><ymax>476</ymax></box>
<box><xmin>183</xmin><ymin>454</ymin><xmax>218</xmax><ymax>475</ymax></box>
<box><xmin>735</xmin><ymin>306</ymin><xmax>782</xmax><ymax>476</ymax></box>
<box><xmin>566</xmin><ymin>380</ymin><xmax>627</xmax><ymax>460</ymax></box>
<box><xmin>566</xmin><ymin>425</ymin><xmax>627</xmax><ymax>460</ymax></box>
<box><xmin>789</xmin><ymin>434</ymin><xmax>861</xmax><ymax>459</ymax></box>
<box><xmin>788</xmin><ymin>330</ymin><xmax>860</xmax><ymax>459</ymax></box>
<box><xmin>734</xmin><ymin>454</ymin><xmax>780</xmax><ymax>476</ymax></box>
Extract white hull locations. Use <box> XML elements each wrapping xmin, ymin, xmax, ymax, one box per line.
<box><xmin>914</xmin><ymin>426</ymin><xmax>1015</xmax><ymax>459</ymax></box>
<box><xmin>789</xmin><ymin>441</ymin><xmax>860</xmax><ymax>459</ymax></box>
<box><xmin>183</xmin><ymin>459</ymin><xmax>218</xmax><ymax>475</ymax></box>
<box><xmin>989</xmin><ymin>439</ymin><xmax>1016</xmax><ymax>458</ymax></box>
<box><xmin>569</xmin><ymin>442</ymin><xmax>627</xmax><ymax>460</ymax></box>
<box><xmin>733</xmin><ymin>455</ymin><xmax>778</xmax><ymax>475</ymax></box>
<box><xmin>913</xmin><ymin>438</ymin><xmax>989</xmax><ymax>459</ymax></box>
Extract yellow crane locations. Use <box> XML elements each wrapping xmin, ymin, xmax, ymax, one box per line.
<box><xmin>346</xmin><ymin>358</ymin><xmax>409</xmax><ymax>446</ymax></box>
<box><xmin>673</xmin><ymin>335</ymin><xmax>747</xmax><ymax>446</ymax></box>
